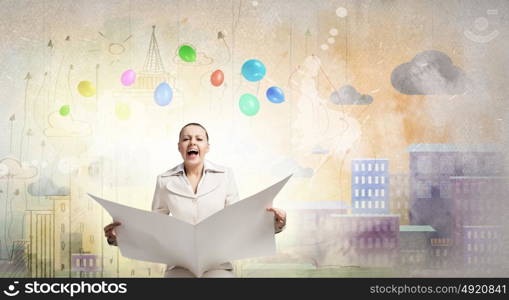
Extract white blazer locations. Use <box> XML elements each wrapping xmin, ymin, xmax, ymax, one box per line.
<box><xmin>151</xmin><ymin>160</ymin><xmax>240</xmax><ymax>225</ymax></box>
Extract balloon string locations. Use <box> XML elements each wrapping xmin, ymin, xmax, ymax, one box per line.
<box><xmin>221</xmin><ymin>38</ymin><xmax>232</xmax><ymax>65</ymax></box>
<box><xmin>33</xmin><ymin>74</ymin><xmax>47</xmax><ymax>130</ymax></box>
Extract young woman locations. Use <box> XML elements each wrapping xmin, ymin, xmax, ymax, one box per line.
<box><xmin>104</xmin><ymin>123</ymin><xmax>287</xmax><ymax>277</ymax></box>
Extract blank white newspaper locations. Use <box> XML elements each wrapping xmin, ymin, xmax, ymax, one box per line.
<box><xmin>89</xmin><ymin>175</ymin><xmax>291</xmax><ymax>277</ymax></box>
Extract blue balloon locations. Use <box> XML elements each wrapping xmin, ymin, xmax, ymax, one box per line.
<box><xmin>266</xmin><ymin>86</ymin><xmax>285</xmax><ymax>103</ymax></box>
<box><xmin>241</xmin><ymin>59</ymin><xmax>266</xmax><ymax>82</ymax></box>
<box><xmin>154</xmin><ymin>82</ymin><xmax>173</xmax><ymax>106</ymax></box>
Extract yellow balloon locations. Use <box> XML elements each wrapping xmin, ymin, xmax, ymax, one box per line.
<box><xmin>77</xmin><ymin>81</ymin><xmax>96</xmax><ymax>97</ymax></box>
<box><xmin>115</xmin><ymin>102</ymin><xmax>131</xmax><ymax>120</ymax></box>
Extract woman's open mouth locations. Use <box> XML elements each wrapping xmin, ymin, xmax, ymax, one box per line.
<box><xmin>186</xmin><ymin>149</ymin><xmax>199</xmax><ymax>159</ymax></box>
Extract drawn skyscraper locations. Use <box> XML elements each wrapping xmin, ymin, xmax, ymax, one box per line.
<box><xmin>351</xmin><ymin>159</ymin><xmax>390</xmax><ymax>214</ymax></box>
<box><xmin>407</xmin><ymin>144</ymin><xmax>505</xmax><ymax>239</ymax></box>
<box><xmin>132</xmin><ymin>25</ymin><xmax>169</xmax><ymax>90</ymax></box>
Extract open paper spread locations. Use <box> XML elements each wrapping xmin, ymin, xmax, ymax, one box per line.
<box><xmin>89</xmin><ymin>175</ymin><xmax>291</xmax><ymax>277</ymax></box>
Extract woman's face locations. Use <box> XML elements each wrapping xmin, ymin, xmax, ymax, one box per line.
<box><xmin>178</xmin><ymin>125</ymin><xmax>209</xmax><ymax>167</ymax></box>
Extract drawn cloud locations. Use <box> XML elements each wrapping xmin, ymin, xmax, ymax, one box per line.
<box><xmin>312</xmin><ymin>145</ymin><xmax>330</xmax><ymax>155</ymax></box>
<box><xmin>0</xmin><ymin>157</ymin><xmax>37</xmax><ymax>179</ymax></box>
<box><xmin>44</xmin><ymin>112</ymin><xmax>92</xmax><ymax>137</ymax></box>
<box><xmin>391</xmin><ymin>50</ymin><xmax>467</xmax><ymax>95</ymax></box>
<box><xmin>329</xmin><ymin>85</ymin><xmax>373</xmax><ymax>105</ymax></box>
<box><xmin>173</xmin><ymin>51</ymin><xmax>213</xmax><ymax>66</ymax></box>
<box><xmin>271</xmin><ymin>158</ymin><xmax>314</xmax><ymax>178</ymax></box>
<box><xmin>27</xmin><ymin>178</ymin><xmax>69</xmax><ymax>197</ymax></box>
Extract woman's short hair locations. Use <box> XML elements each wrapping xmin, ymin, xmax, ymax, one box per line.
<box><xmin>179</xmin><ymin>123</ymin><xmax>209</xmax><ymax>142</ymax></box>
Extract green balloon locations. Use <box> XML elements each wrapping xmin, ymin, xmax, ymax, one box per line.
<box><xmin>59</xmin><ymin>105</ymin><xmax>70</xmax><ymax>116</ymax></box>
<box><xmin>178</xmin><ymin>45</ymin><xmax>196</xmax><ymax>62</ymax></box>
<box><xmin>239</xmin><ymin>93</ymin><xmax>260</xmax><ymax>116</ymax></box>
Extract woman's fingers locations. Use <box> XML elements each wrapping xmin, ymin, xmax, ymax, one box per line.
<box><xmin>266</xmin><ymin>208</ymin><xmax>286</xmax><ymax>227</ymax></box>
<box><xmin>104</xmin><ymin>222</ymin><xmax>122</xmax><ymax>239</ymax></box>
<box><xmin>103</xmin><ymin>222</ymin><xmax>121</xmax><ymax>232</ymax></box>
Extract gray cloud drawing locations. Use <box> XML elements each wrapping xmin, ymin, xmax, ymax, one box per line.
<box><xmin>28</xmin><ymin>178</ymin><xmax>69</xmax><ymax>197</ymax></box>
<box><xmin>391</xmin><ymin>50</ymin><xmax>467</xmax><ymax>95</ymax></box>
<box><xmin>329</xmin><ymin>85</ymin><xmax>373</xmax><ymax>105</ymax></box>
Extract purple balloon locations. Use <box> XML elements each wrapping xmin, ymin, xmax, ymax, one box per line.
<box><xmin>120</xmin><ymin>69</ymin><xmax>136</xmax><ymax>86</ymax></box>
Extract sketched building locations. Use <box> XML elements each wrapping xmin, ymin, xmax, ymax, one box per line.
<box><xmin>318</xmin><ymin>214</ymin><xmax>399</xmax><ymax>267</ymax></box>
<box><xmin>279</xmin><ymin>201</ymin><xmax>349</xmax><ymax>259</ymax></box>
<box><xmin>407</xmin><ymin>144</ymin><xmax>505</xmax><ymax>239</ymax></box>
<box><xmin>450</xmin><ymin>176</ymin><xmax>507</xmax><ymax>270</ymax></box>
<box><xmin>430</xmin><ymin>237</ymin><xmax>453</xmax><ymax>269</ymax></box>
<box><xmin>351</xmin><ymin>159</ymin><xmax>389</xmax><ymax>214</ymax></box>
<box><xmin>390</xmin><ymin>174</ymin><xmax>410</xmax><ymax>225</ymax></box>
<box><xmin>71</xmin><ymin>253</ymin><xmax>101</xmax><ymax>277</ymax></box>
<box><xmin>52</xmin><ymin>196</ymin><xmax>71</xmax><ymax>277</ymax></box>
<box><xmin>0</xmin><ymin>240</ymin><xmax>29</xmax><ymax>277</ymax></box>
<box><xmin>399</xmin><ymin>225</ymin><xmax>435</xmax><ymax>268</ymax></box>
<box><xmin>451</xmin><ymin>177</ymin><xmax>507</xmax><ymax>241</ymax></box>
<box><xmin>27</xmin><ymin>210</ymin><xmax>54</xmax><ymax>277</ymax></box>
<box><xmin>462</xmin><ymin>226</ymin><xmax>502</xmax><ymax>270</ymax></box>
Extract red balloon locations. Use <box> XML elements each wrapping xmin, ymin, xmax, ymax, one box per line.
<box><xmin>210</xmin><ymin>69</ymin><xmax>224</xmax><ymax>87</ymax></box>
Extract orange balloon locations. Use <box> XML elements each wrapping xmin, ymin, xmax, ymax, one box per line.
<box><xmin>210</xmin><ymin>69</ymin><xmax>224</xmax><ymax>87</ymax></box>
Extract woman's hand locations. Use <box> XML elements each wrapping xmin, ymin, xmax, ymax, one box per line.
<box><xmin>104</xmin><ymin>221</ymin><xmax>121</xmax><ymax>246</ymax></box>
<box><xmin>266</xmin><ymin>208</ymin><xmax>286</xmax><ymax>233</ymax></box>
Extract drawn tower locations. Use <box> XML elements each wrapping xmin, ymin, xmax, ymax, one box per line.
<box><xmin>132</xmin><ymin>25</ymin><xmax>169</xmax><ymax>90</ymax></box>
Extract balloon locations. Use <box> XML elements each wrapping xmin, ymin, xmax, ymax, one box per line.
<box><xmin>154</xmin><ymin>82</ymin><xmax>173</xmax><ymax>106</ymax></box>
<box><xmin>210</xmin><ymin>69</ymin><xmax>224</xmax><ymax>87</ymax></box>
<box><xmin>120</xmin><ymin>69</ymin><xmax>136</xmax><ymax>86</ymax></box>
<box><xmin>115</xmin><ymin>102</ymin><xmax>131</xmax><ymax>120</ymax></box>
<box><xmin>241</xmin><ymin>59</ymin><xmax>266</xmax><ymax>82</ymax></box>
<box><xmin>77</xmin><ymin>81</ymin><xmax>96</xmax><ymax>97</ymax></box>
<box><xmin>266</xmin><ymin>86</ymin><xmax>285</xmax><ymax>103</ymax></box>
<box><xmin>178</xmin><ymin>45</ymin><xmax>196</xmax><ymax>62</ymax></box>
<box><xmin>59</xmin><ymin>105</ymin><xmax>70</xmax><ymax>116</ymax></box>
<box><xmin>239</xmin><ymin>93</ymin><xmax>260</xmax><ymax>116</ymax></box>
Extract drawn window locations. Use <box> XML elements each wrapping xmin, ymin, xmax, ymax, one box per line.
<box><xmin>416</xmin><ymin>181</ymin><xmax>431</xmax><ymax>198</ymax></box>
<box><xmin>416</xmin><ymin>156</ymin><xmax>432</xmax><ymax>174</ymax></box>
<box><xmin>440</xmin><ymin>156</ymin><xmax>455</xmax><ymax>174</ymax></box>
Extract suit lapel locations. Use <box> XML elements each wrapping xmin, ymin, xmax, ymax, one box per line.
<box><xmin>196</xmin><ymin>172</ymin><xmax>221</xmax><ymax>197</ymax></box>
<box><xmin>165</xmin><ymin>177</ymin><xmax>196</xmax><ymax>198</ymax></box>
